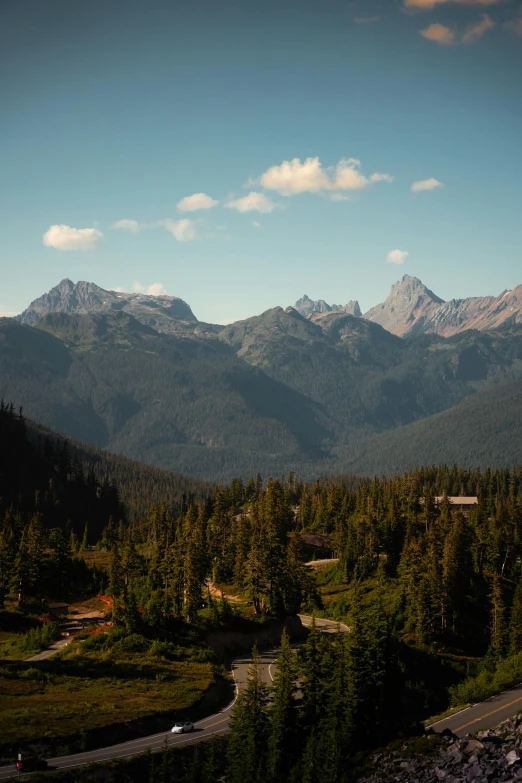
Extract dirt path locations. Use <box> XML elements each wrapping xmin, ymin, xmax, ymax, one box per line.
<box><xmin>206</xmin><ymin>581</ymin><xmax>242</xmax><ymax>603</ymax></box>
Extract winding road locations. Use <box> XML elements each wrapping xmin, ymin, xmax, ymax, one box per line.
<box><xmin>0</xmin><ymin>617</ymin><xmax>344</xmax><ymax>780</ymax></box>
<box><xmin>428</xmin><ymin>683</ymin><xmax>522</xmax><ymax>738</ymax></box>
<box><xmin>1</xmin><ymin>615</ymin><xmax>514</xmax><ymax>778</ymax></box>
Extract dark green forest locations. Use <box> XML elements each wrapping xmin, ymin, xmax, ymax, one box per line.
<box><xmin>3</xmin><ymin>402</ymin><xmax>522</xmax><ymax>781</ymax></box>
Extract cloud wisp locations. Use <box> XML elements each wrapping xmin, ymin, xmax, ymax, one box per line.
<box><xmin>420</xmin><ymin>22</ymin><xmax>456</xmax><ymax>43</ymax></box>
<box><xmin>411</xmin><ymin>178</ymin><xmax>444</xmax><ymax>192</ymax></box>
<box><xmin>225</xmin><ymin>192</ymin><xmax>276</xmax><ymax>213</ymax></box>
<box><xmin>405</xmin><ymin>0</ymin><xmax>504</xmax><ymax>9</ymax></box>
<box><xmin>160</xmin><ymin>218</ymin><xmax>199</xmax><ymax>241</ymax></box>
<box><xmin>259</xmin><ymin>157</ymin><xmax>393</xmax><ymax>197</ymax></box>
<box><xmin>387</xmin><ymin>249</ymin><xmax>409</xmax><ymax>264</ymax></box>
<box><xmin>177</xmin><ymin>193</ymin><xmax>219</xmax><ymax>212</ymax></box>
<box><xmin>111</xmin><ymin>219</ymin><xmax>142</xmax><ymax>233</ymax></box>
<box><xmin>354</xmin><ymin>16</ymin><xmax>381</xmax><ymax>23</ymax></box>
<box><xmin>111</xmin><ymin>217</ymin><xmax>199</xmax><ymax>241</ymax></box>
<box><xmin>43</xmin><ymin>225</ymin><xmax>103</xmax><ymax>251</ymax></box>
<box><xmin>420</xmin><ymin>13</ymin><xmax>495</xmax><ymax>44</ymax></box>
<box><xmin>462</xmin><ymin>13</ymin><xmax>496</xmax><ymax>41</ymax></box>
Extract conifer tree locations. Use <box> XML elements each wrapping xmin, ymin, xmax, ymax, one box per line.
<box><xmin>227</xmin><ymin>645</ymin><xmax>270</xmax><ymax>783</ymax></box>
<box><xmin>267</xmin><ymin>629</ymin><xmax>298</xmax><ymax>782</ymax></box>
<box><xmin>509</xmin><ymin>575</ymin><xmax>522</xmax><ymax>654</ymax></box>
<box><xmin>489</xmin><ymin>572</ymin><xmax>507</xmax><ymax>657</ymax></box>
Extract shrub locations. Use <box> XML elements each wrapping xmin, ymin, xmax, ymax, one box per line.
<box><xmin>450</xmin><ymin>651</ymin><xmax>522</xmax><ymax>707</ymax></box>
<box><xmin>80</xmin><ymin>633</ymin><xmax>108</xmax><ymax>651</ymax></box>
<box><xmin>118</xmin><ymin>633</ymin><xmax>150</xmax><ymax>653</ymax></box>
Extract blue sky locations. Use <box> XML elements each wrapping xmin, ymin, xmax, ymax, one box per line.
<box><xmin>1</xmin><ymin>0</ymin><xmax>521</xmax><ymax>323</ymax></box>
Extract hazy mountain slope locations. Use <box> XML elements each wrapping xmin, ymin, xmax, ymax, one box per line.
<box><xmin>0</xmin><ymin>314</ymin><xmax>330</xmax><ymax>480</ymax></box>
<box><xmin>342</xmin><ymin>381</ymin><xmax>522</xmax><ymax>476</ymax></box>
<box><xmin>364</xmin><ymin>275</ymin><xmax>522</xmax><ymax>337</ymax></box>
<box><xmin>2</xmin><ymin>310</ymin><xmax>522</xmax><ymax>480</ymax></box>
<box><xmin>222</xmin><ymin>307</ymin><xmax>522</xmax><ymax>438</ymax></box>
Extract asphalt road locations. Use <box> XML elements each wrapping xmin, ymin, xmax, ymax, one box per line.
<box><xmin>428</xmin><ymin>683</ymin><xmax>522</xmax><ymax>738</ymax></box>
<box><xmin>0</xmin><ymin>622</ymin><xmax>330</xmax><ymax>780</ymax></box>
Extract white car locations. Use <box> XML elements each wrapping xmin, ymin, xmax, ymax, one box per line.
<box><xmin>171</xmin><ymin>721</ymin><xmax>194</xmax><ymax>734</ymax></box>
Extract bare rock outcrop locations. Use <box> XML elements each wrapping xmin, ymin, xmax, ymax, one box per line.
<box><xmin>364</xmin><ymin>275</ymin><xmax>522</xmax><ymax>337</ymax></box>
<box><xmin>358</xmin><ymin>714</ymin><xmax>522</xmax><ymax>783</ymax></box>
<box><xmin>17</xmin><ymin>279</ymin><xmax>198</xmax><ymax>334</ymax></box>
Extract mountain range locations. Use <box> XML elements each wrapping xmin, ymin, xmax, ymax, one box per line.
<box><xmin>1</xmin><ymin>275</ymin><xmax>522</xmax><ymax>479</ymax></box>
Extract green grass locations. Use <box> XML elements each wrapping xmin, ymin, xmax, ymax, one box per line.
<box><xmin>312</xmin><ymin>564</ymin><xmax>404</xmax><ymax>624</ymax></box>
<box><xmin>0</xmin><ymin>629</ymin><xmax>217</xmax><ymax>749</ymax></box>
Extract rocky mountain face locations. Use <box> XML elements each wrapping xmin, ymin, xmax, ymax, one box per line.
<box><xmin>294</xmin><ymin>294</ymin><xmax>362</xmax><ymax>318</ymax></box>
<box><xmin>364</xmin><ymin>275</ymin><xmax>444</xmax><ymax>336</ymax></box>
<box><xmin>364</xmin><ymin>275</ymin><xmax>522</xmax><ymax>337</ymax></box>
<box><xmin>359</xmin><ymin>716</ymin><xmax>522</xmax><ymax>783</ymax></box>
<box><xmin>17</xmin><ymin>279</ymin><xmax>199</xmax><ymax>335</ymax></box>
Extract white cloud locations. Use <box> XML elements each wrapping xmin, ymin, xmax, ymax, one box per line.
<box><xmin>132</xmin><ymin>282</ymin><xmax>169</xmax><ymax>295</ymax></box>
<box><xmin>370</xmin><ymin>172</ymin><xmax>395</xmax><ymax>183</ymax></box>
<box><xmin>261</xmin><ymin>157</ymin><xmax>329</xmax><ymax>195</ymax></box>
<box><xmin>411</xmin><ymin>178</ymin><xmax>444</xmax><ymax>192</ymax></box>
<box><xmin>252</xmin><ymin>220</ymin><xmax>261</xmax><ymax>228</ymax></box>
<box><xmin>330</xmin><ymin>193</ymin><xmax>350</xmax><ymax>202</ymax></box>
<box><xmin>420</xmin><ymin>23</ymin><xmax>456</xmax><ymax>43</ymax></box>
<box><xmin>111</xmin><ymin>219</ymin><xmax>142</xmax><ymax>232</ymax></box>
<box><xmin>177</xmin><ymin>193</ymin><xmax>219</xmax><ymax>212</ymax></box>
<box><xmin>160</xmin><ymin>218</ymin><xmax>198</xmax><ymax>241</ymax></box>
<box><xmin>147</xmin><ymin>283</ymin><xmax>169</xmax><ymax>296</ymax></box>
<box><xmin>225</xmin><ymin>192</ymin><xmax>276</xmax><ymax>213</ymax></box>
<box><xmin>387</xmin><ymin>249</ymin><xmax>409</xmax><ymax>264</ymax></box>
<box><xmin>461</xmin><ymin>13</ymin><xmax>495</xmax><ymax>42</ymax></box>
<box><xmin>259</xmin><ymin>156</ymin><xmax>393</xmax><ymax>196</ymax></box>
<box><xmin>405</xmin><ymin>0</ymin><xmax>504</xmax><ymax>9</ymax></box>
<box><xmin>43</xmin><ymin>224</ymin><xmax>102</xmax><ymax>251</ymax></box>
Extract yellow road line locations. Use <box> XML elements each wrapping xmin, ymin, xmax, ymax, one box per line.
<box><xmin>455</xmin><ymin>694</ymin><xmax>522</xmax><ymax>732</ymax></box>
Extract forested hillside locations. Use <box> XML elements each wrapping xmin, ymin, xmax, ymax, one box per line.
<box><xmin>344</xmin><ymin>380</ymin><xmax>522</xmax><ymax>476</ymax></box>
<box><xmin>1</xmin><ymin>311</ymin><xmax>522</xmax><ymax>480</ymax></box>
<box><xmin>4</xmin><ymin>401</ymin><xmax>522</xmax><ymax>780</ymax></box>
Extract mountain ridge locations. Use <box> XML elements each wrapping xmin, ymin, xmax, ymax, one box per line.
<box><xmin>17</xmin><ymin>278</ymin><xmax>200</xmax><ymax>335</ymax></box>
<box><xmin>364</xmin><ymin>275</ymin><xmax>522</xmax><ymax>337</ymax></box>
<box><xmin>2</xmin><ymin>305</ymin><xmax>522</xmax><ymax>480</ymax></box>
<box><xmin>15</xmin><ymin>276</ymin><xmax>522</xmax><ymax>340</ymax></box>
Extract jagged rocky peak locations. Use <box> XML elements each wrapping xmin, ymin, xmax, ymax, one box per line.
<box><xmin>295</xmin><ymin>294</ymin><xmax>333</xmax><ymax>316</ymax></box>
<box><xmin>17</xmin><ymin>279</ymin><xmax>198</xmax><ymax>331</ymax></box>
<box><xmin>294</xmin><ymin>294</ymin><xmax>361</xmax><ymax>318</ymax></box>
<box><xmin>364</xmin><ymin>275</ymin><xmax>522</xmax><ymax>337</ymax></box>
<box><xmin>344</xmin><ymin>300</ymin><xmax>362</xmax><ymax>317</ymax></box>
<box><xmin>364</xmin><ymin>275</ymin><xmax>445</xmax><ymax>336</ymax></box>
<box><xmin>386</xmin><ymin>275</ymin><xmax>444</xmax><ymax>307</ymax></box>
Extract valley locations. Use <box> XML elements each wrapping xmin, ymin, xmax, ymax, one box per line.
<box><xmin>2</xmin><ymin>278</ymin><xmax>522</xmax><ymax>481</ymax></box>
